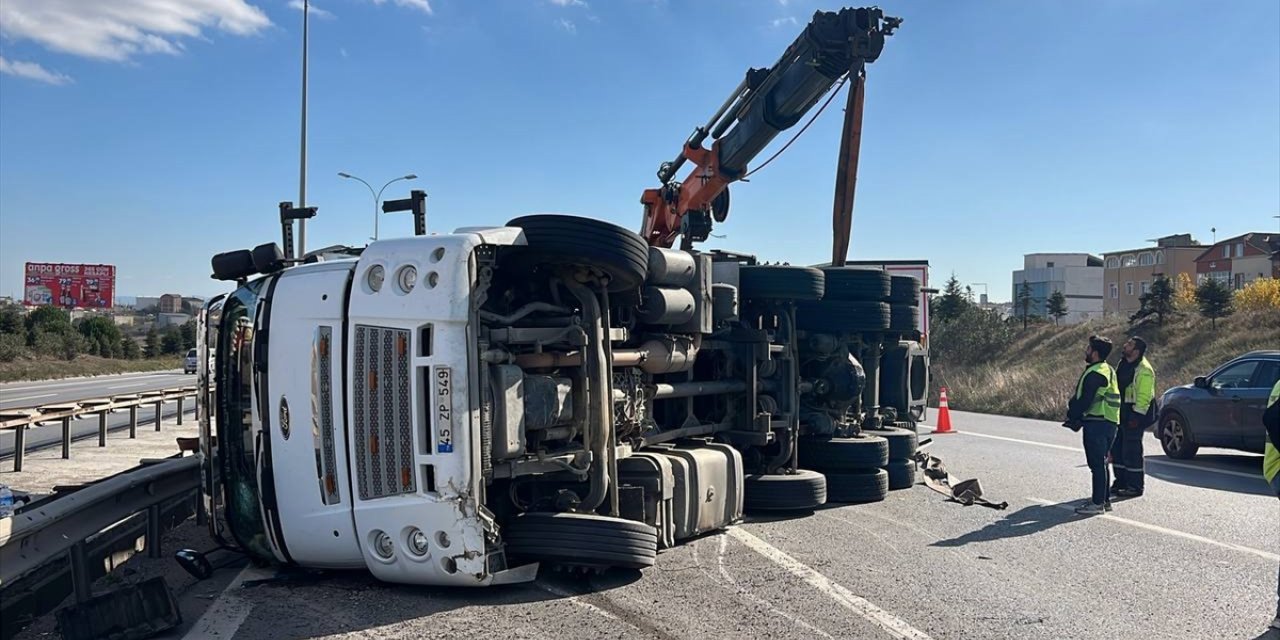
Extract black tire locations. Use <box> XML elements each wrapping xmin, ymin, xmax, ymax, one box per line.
<box><xmin>1158</xmin><ymin>410</ymin><xmax>1199</xmax><ymax>460</ymax></box>
<box><xmin>889</xmin><ymin>305</ymin><xmax>919</xmax><ymax>333</ymax></box>
<box><xmin>503</xmin><ymin>512</ymin><xmax>658</xmax><ymax>570</ymax></box>
<box><xmin>821</xmin><ymin>267</ymin><xmax>890</xmax><ymax>302</ymax></box>
<box><xmin>888</xmin><ymin>276</ymin><xmax>921</xmax><ymax>305</ymax></box>
<box><xmin>884</xmin><ymin>459</ymin><xmax>916</xmax><ymax>490</ymax></box>
<box><xmin>798</xmin><ymin>435</ymin><xmax>889</xmax><ymax>471</ymax></box>
<box><xmin>796</xmin><ymin>300</ymin><xmax>891</xmax><ymax>333</ymax></box>
<box><xmin>865</xmin><ymin>426</ymin><xmax>917</xmax><ymax>460</ymax></box>
<box><xmin>738</xmin><ymin>266</ymin><xmax>825</xmax><ymax>301</ymax></box>
<box><xmin>825</xmin><ymin>469</ymin><xmax>889</xmax><ymax>503</ymax></box>
<box><xmin>505</xmin><ymin>215</ymin><xmax>650</xmax><ymax>292</ymax></box>
<box><xmin>744</xmin><ymin>469</ymin><xmax>827</xmax><ymax>512</ymax></box>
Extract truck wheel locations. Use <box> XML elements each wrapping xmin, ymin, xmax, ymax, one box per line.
<box><xmin>503</xmin><ymin>512</ymin><xmax>658</xmax><ymax>570</ymax></box>
<box><xmin>820</xmin><ymin>267</ymin><xmax>890</xmax><ymax>302</ymax></box>
<box><xmin>505</xmin><ymin>215</ymin><xmax>650</xmax><ymax>292</ymax></box>
<box><xmin>798</xmin><ymin>435</ymin><xmax>889</xmax><ymax>471</ymax></box>
<box><xmin>865</xmin><ymin>426</ymin><xmax>917</xmax><ymax>460</ymax></box>
<box><xmin>795</xmin><ymin>300</ymin><xmax>891</xmax><ymax>333</ymax></box>
<box><xmin>825</xmin><ymin>469</ymin><xmax>889</xmax><ymax>503</ymax></box>
<box><xmin>884</xmin><ymin>459</ymin><xmax>916</xmax><ymax>490</ymax></box>
<box><xmin>888</xmin><ymin>304</ymin><xmax>919</xmax><ymax>332</ymax></box>
<box><xmin>888</xmin><ymin>276</ymin><xmax>921</xmax><ymax>305</ymax></box>
<box><xmin>744</xmin><ymin>469</ymin><xmax>827</xmax><ymax>512</ymax></box>
<box><xmin>738</xmin><ymin>265</ymin><xmax>825</xmax><ymax>301</ymax></box>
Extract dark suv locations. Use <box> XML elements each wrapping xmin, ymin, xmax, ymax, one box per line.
<box><xmin>1156</xmin><ymin>350</ymin><xmax>1280</xmax><ymax>459</ymax></box>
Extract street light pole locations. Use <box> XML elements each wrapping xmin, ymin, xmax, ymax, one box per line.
<box><xmin>338</xmin><ymin>173</ymin><xmax>418</xmax><ymax>240</ymax></box>
<box><xmin>297</xmin><ymin>0</ymin><xmax>310</xmax><ymax>259</ymax></box>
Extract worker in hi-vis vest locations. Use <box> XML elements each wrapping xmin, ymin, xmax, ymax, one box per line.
<box><xmin>1063</xmin><ymin>335</ymin><xmax>1121</xmax><ymax>515</ymax></box>
<box><xmin>1263</xmin><ymin>379</ymin><xmax>1279</xmax><ymax>630</ymax></box>
<box><xmin>1110</xmin><ymin>336</ymin><xmax>1156</xmax><ymax>498</ymax></box>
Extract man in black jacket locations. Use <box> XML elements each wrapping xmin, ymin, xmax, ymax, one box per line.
<box><xmin>1064</xmin><ymin>335</ymin><xmax>1121</xmax><ymax>515</ymax></box>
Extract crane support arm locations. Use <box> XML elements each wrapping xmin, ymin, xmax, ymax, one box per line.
<box><xmin>641</xmin><ymin>7</ymin><xmax>900</xmax><ymax>248</ymax></box>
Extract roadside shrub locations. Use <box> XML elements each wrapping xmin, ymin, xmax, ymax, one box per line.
<box><xmin>930</xmin><ymin>306</ymin><xmax>1016</xmax><ymax>366</ymax></box>
<box><xmin>0</xmin><ymin>333</ymin><xmax>26</xmax><ymax>362</ymax></box>
<box><xmin>1234</xmin><ymin>277</ymin><xmax>1280</xmax><ymax>312</ymax></box>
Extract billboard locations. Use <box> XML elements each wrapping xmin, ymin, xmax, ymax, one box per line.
<box><xmin>23</xmin><ymin>263</ymin><xmax>116</xmax><ymax>309</ymax></box>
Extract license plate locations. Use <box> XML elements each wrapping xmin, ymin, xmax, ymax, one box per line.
<box><xmin>434</xmin><ymin>366</ymin><xmax>453</xmax><ymax>453</ymax></box>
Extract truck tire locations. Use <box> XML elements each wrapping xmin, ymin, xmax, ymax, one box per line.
<box><xmin>503</xmin><ymin>512</ymin><xmax>658</xmax><ymax>570</ymax></box>
<box><xmin>888</xmin><ymin>304</ymin><xmax>919</xmax><ymax>332</ymax></box>
<box><xmin>825</xmin><ymin>469</ymin><xmax>889</xmax><ymax>503</ymax></box>
<box><xmin>798</xmin><ymin>435</ymin><xmax>889</xmax><ymax>471</ymax></box>
<box><xmin>795</xmin><ymin>300</ymin><xmax>891</xmax><ymax>333</ymax></box>
<box><xmin>888</xmin><ymin>276</ymin><xmax>921</xmax><ymax>305</ymax></box>
<box><xmin>865</xmin><ymin>426</ymin><xmax>917</xmax><ymax>460</ymax></box>
<box><xmin>744</xmin><ymin>469</ymin><xmax>827</xmax><ymax>512</ymax></box>
<box><xmin>820</xmin><ymin>267</ymin><xmax>890</xmax><ymax>302</ymax></box>
<box><xmin>505</xmin><ymin>215</ymin><xmax>650</xmax><ymax>292</ymax></box>
<box><xmin>884</xmin><ymin>459</ymin><xmax>916</xmax><ymax>490</ymax></box>
<box><xmin>738</xmin><ymin>266</ymin><xmax>825</xmax><ymax>301</ymax></box>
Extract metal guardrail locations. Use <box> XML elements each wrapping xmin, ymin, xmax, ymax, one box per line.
<box><xmin>0</xmin><ymin>385</ymin><xmax>202</xmax><ymax>472</ymax></box>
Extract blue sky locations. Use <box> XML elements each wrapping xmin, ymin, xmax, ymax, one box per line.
<box><xmin>1</xmin><ymin>0</ymin><xmax>1277</xmax><ymax>302</ymax></box>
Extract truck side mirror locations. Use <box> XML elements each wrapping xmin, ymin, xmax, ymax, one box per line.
<box><xmin>1193</xmin><ymin>376</ymin><xmax>1209</xmax><ymax>389</ymax></box>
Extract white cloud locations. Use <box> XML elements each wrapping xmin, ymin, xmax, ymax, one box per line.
<box><xmin>555</xmin><ymin>18</ymin><xmax>577</xmax><ymax>33</ymax></box>
<box><xmin>0</xmin><ymin>56</ymin><xmax>73</xmax><ymax>85</ymax></box>
<box><xmin>550</xmin><ymin>0</ymin><xmax>588</xmax><ymax>7</ymax></box>
<box><xmin>371</xmin><ymin>0</ymin><xmax>433</xmax><ymax>15</ymax></box>
<box><xmin>770</xmin><ymin>16</ymin><xmax>798</xmax><ymax>28</ymax></box>
<box><xmin>0</xmin><ymin>0</ymin><xmax>271</xmax><ymax>63</ymax></box>
<box><xmin>288</xmin><ymin>0</ymin><xmax>335</xmax><ymax>19</ymax></box>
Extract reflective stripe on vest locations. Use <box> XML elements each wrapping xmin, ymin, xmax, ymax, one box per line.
<box><xmin>1076</xmin><ymin>362</ymin><xmax>1120</xmax><ymax>424</ymax></box>
<box><xmin>1265</xmin><ymin>381</ymin><xmax>1279</xmax><ymax>485</ymax></box>
<box><xmin>1123</xmin><ymin>358</ymin><xmax>1156</xmax><ymax>415</ymax></box>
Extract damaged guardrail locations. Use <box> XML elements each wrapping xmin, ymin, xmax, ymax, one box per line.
<box><xmin>0</xmin><ymin>385</ymin><xmax>205</xmax><ymax>472</ymax></box>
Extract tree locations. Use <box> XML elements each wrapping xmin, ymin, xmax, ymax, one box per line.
<box><xmin>161</xmin><ymin>328</ymin><xmax>183</xmax><ymax>355</ymax></box>
<box><xmin>120</xmin><ymin>336</ymin><xmax>141</xmax><ymax>360</ymax></box>
<box><xmin>1047</xmin><ymin>290</ymin><xmax>1069</xmax><ymax>325</ymax></box>
<box><xmin>1195</xmin><ymin>277</ymin><xmax>1234</xmax><ymax>328</ymax></box>
<box><xmin>0</xmin><ymin>303</ymin><xmax>23</xmax><ymax>336</ymax></box>
<box><xmin>1130</xmin><ymin>276</ymin><xmax>1176</xmax><ymax>326</ymax></box>
<box><xmin>1173</xmin><ymin>272</ymin><xmax>1197</xmax><ymax>312</ymax></box>
<box><xmin>1016</xmin><ymin>281</ymin><xmax>1034</xmax><ymax>329</ymax></box>
<box><xmin>25</xmin><ymin>306</ymin><xmax>72</xmax><ymax>344</ymax></box>
<box><xmin>934</xmin><ymin>274</ymin><xmax>970</xmax><ymax>324</ymax></box>
<box><xmin>144</xmin><ymin>328</ymin><xmax>161</xmax><ymax>359</ymax></box>
<box><xmin>77</xmin><ymin>316</ymin><xmax>123</xmax><ymax>358</ymax></box>
<box><xmin>1233</xmin><ymin>277</ymin><xmax>1280</xmax><ymax>312</ymax></box>
<box><xmin>179</xmin><ymin>320</ymin><xmax>197</xmax><ymax>350</ymax></box>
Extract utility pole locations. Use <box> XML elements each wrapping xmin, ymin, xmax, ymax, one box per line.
<box><xmin>297</xmin><ymin>0</ymin><xmax>310</xmax><ymax>259</ymax></box>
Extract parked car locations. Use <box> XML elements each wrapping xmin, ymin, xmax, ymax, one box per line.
<box><xmin>184</xmin><ymin>348</ymin><xmax>198</xmax><ymax>374</ymax></box>
<box><xmin>1156</xmin><ymin>350</ymin><xmax>1280</xmax><ymax>459</ymax></box>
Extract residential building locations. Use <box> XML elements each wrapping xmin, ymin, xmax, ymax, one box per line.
<box><xmin>135</xmin><ymin>296</ymin><xmax>160</xmax><ymax>311</ymax></box>
<box><xmin>1101</xmin><ymin>233</ymin><xmax>1202</xmax><ymax>317</ymax></box>
<box><xmin>158</xmin><ymin>294</ymin><xmax>183</xmax><ymax>314</ymax></box>
<box><xmin>1011</xmin><ymin>253</ymin><xmax>1104</xmax><ymax>324</ymax></box>
<box><xmin>1194</xmin><ymin>232</ymin><xmax>1280</xmax><ymax>289</ymax></box>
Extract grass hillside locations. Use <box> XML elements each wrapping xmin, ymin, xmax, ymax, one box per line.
<box><xmin>931</xmin><ymin>310</ymin><xmax>1280</xmax><ymax>421</ymax></box>
<box><xmin>0</xmin><ymin>356</ymin><xmax>182</xmax><ymax>383</ymax></box>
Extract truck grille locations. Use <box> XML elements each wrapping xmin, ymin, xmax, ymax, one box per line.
<box><xmin>314</xmin><ymin>326</ymin><xmax>340</xmax><ymax>505</ymax></box>
<box><xmin>353</xmin><ymin>325</ymin><xmax>416</xmax><ymax>500</ymax></box>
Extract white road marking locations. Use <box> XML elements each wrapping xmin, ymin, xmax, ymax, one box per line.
<box><xmin>957</xmin><ymin>429</ymin><xmax>1265</xmax><ymax>482</ymax></box>
<box><xmin>108</xmin><ymin>382</ymin><xmax>149</xmax><ymax>390</ymax></box>
<box><xmin>712</xmin><ymin>534</ymin><xmax>835</xmax><ymax>640</ymax></box>
<box><xmin>536</xmin><ymin>581</ymin><xmax>620</xmax><ymax>621</ymax></box>
<box><xmin>1027</xmin><ymin>497</ymin><xmax>1279</xmax><ymax>562</ymax></box>
<box><xmin>0</xmin><ymin>393</ymin><xmax>56</xmax><ymax>404</ymax></box>
<box><xmin>727</xmin><ymin>527</ymin><xmax>934</xmax><ymax>640</ymax></box>
<box><xmin>182</xmin><ymin>565</ymin><xmax>275</xmax><ymax>639</ymax></box>
<box><xmin>0</xmin><ymin>373</ymin><xmax>182</xmax><ymax>393</ymax></box>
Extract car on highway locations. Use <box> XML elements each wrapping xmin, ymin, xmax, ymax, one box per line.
<box><xmin>1156</xmin><ymin>350</ymin><xmax>1280</xmax><ymax>459</ymax></box>
<box><xmin>183</xmin><ymin>349</ymin><xmax>198</xmax><ymax>374</ymax></box>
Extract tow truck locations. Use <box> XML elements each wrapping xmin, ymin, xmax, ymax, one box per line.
<box><xmin>195</xmin><ymin>7</ymin><xmax>926</xmax><ymax>587</ymax></box>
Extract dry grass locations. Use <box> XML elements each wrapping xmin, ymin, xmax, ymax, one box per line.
<box><xmin>0</xmin><ymin>356</ymin><xmax>182</xmax><ymax>383</ymax></box>
<box><xmin>932</xmin><ymin>310</ymin><xmax>1280</xmax><ymax>421</ymax></box>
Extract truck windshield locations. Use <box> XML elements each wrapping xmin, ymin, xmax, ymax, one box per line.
<box><xmin>215</xmin><ymin>279</ymin><xmax>275</xmax><ymax>561</ymax></box>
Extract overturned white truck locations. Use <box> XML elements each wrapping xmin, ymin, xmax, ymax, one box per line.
<box><xmin>195</xmin><ymin>7</ymin><xmax>927</xmax><ymax>587</ymax></box>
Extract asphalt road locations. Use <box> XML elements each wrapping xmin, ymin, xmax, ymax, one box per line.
<box><xmin>116</xmin><ymin>409</ymin><xmax>1277</xmax><ymax>640</ymax></box>
<box><xmin>0</xmin><ymin>371</ymin><xmax>195</xmax><ymax>458</ymax></box>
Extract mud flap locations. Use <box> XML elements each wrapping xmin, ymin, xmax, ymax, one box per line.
<box><xmin>913</xmin><ymin>450</ymin><xmax>1008</xmax><ymax>510</ymax></box>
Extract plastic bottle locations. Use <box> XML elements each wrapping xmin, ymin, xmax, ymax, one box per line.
<box><xmin>0</xmin><ymin>484</ymin><xmax>13</xmax><ymax>518</ymax></box>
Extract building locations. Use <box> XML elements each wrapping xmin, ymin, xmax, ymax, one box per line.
<box><xmin>1011</xmin><ymin>253</ymin><xmax>1104</xmax><ymax>324</ymax></box>
<box><xmin>134</xmin><ymin>296</ymin><xmax>160</xmax><ymax>311</ymax></box>
<box><xmin>182</xmin><ymin>297</ymin><xmax>205</xmax><ymax>312</ymax></box>
<box><xmin>1101</xmin><ymin>234</ymin><xmax>1203</xmax><ymax>317</ymax></box>
<box><xmin>158</xmin><ymin>294</ymin><xmax>183</xmax><ymax>314</ymax></box>
<box><xmin>1194</xmin><ymin>232</ymin><xmax>1280</xmax><ymax>289</ymax></box>
<box><xmin>157</xmin><ymin>312</ymin><xmax>191</xmax><ymax>328</ymax></box>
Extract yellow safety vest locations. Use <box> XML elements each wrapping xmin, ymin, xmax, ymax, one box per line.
<box><xmin>1123</xmin><ymin>357</ymin><xmax>1156</xmax><ymax>415</ymax></box>
<box><xmin>1265</xmin><ymin>380</ymin><xmax>1279</xmax><ymax>485</ymax></box>
<box><xmin>1076</xmin><ymin>361</ymin><xmax>1120</xmax><ymax>424</ymax></box>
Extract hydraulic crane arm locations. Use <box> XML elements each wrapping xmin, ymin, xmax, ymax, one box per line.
<box><xmin>641</xmin><ymin>7</ymin><xmax>899</xmax><ymax>249</ymax></box>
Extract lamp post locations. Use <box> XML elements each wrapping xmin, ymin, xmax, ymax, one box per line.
<box><xmin>338</xmin><ymin>173</ymin><xmax>417</xmax><ymax>240</ymax></box>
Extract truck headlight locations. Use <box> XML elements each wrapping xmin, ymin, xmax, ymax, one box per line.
<box><xmin>397</xmin><ymin>265</ymin><xmax>417</xmax><ymax>293</ymax></box>
<box><xmin>372</xmin><ymin>530</ymin><xmax>394</xmax><ymax>559</ymax></box>
<box><xmin>407</xmin><ymin>528</ymin><xmax>429</xmax><ymax>556</ymax></box>
<box><xmin>367</xmin><ymin>265</ymin><xmax>386</xmax><ymax>292</ymax></box>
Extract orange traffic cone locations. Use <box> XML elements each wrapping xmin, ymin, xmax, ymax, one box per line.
<box><xmin>934</xmin><ymin>387</ymin><xmax>954</xmax><ymax>434</ymax></box>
